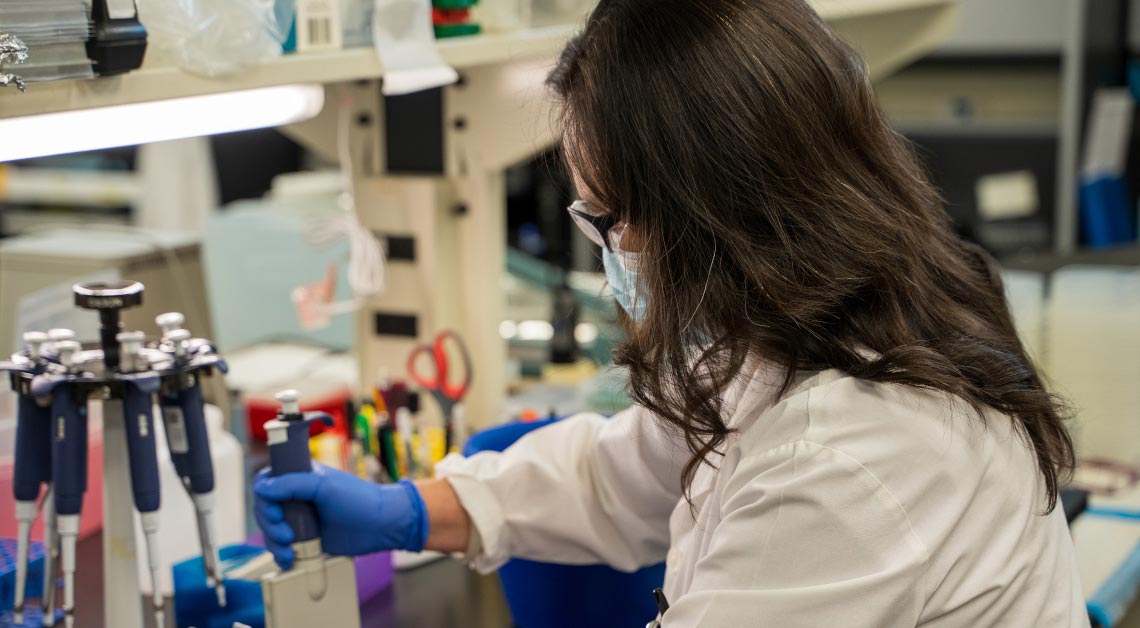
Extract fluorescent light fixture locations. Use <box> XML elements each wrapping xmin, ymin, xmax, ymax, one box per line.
<box><xmin>517</xmin><ymin>320</ymin><xmax>554</xmax><ymax>342</ymax></box>
<box><xmin>0</xmin><ymin>84</ymin><xmax>325</xmax><ymax>162</ymax></box>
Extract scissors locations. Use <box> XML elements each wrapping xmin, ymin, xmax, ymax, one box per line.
<box><xmin>407</xmin><ymin>330</ymin><xmax>473</xmax><ymax>452</ymax></box>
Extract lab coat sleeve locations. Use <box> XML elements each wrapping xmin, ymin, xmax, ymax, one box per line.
<box><xmin>434</xmin><ymin>406</ymin><xmax>686</xmax><ymax>573</ymax></box>
<box><xmin>664</xmin><ymin>440</ymin><xmax>929</xmax><ymax>628</ymax></box>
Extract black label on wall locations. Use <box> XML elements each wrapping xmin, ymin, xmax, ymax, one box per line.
<box><xmin>381</xmin><ymin>235</ymin><xmax>416</xmax><ymax>262</ymax></box>
<box><xmin>374</xmin><ymin>312</ymin><xmax>419</xmax><ymax>338</ymax></box>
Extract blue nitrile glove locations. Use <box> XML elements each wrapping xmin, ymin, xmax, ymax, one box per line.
<box><xmin>253</xmin><ymin>464</ymin><xmax>429</xmax><ymax>570</ymax></box>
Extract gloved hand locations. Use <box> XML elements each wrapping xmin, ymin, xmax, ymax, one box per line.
<box><xmin>254</xmin><ymin>464</ymin><xmax>429</xmax><ymax>569</ymax></box>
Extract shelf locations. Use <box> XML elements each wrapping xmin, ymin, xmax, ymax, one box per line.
<box><xmin>0</xmin><ymin>24</ymin><xmax>577</xmax><ymax>119</ymax></box>
<box><xmin>0</xmin><ymin>0</ymin><xmax>957</xmax><ymax>120</ymax></box>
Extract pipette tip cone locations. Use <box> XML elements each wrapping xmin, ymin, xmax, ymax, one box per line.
<box><xmin>15</xmin><ymin>507</ymin><xmax>35</xmax><ymax>621</ymax></box>
<box><xmin>152</xmin><ymin>570</ymin><xmax>164</xmax><ymax>622</ymax></box>
<box><xmin>215</xmin><ymin>583</ymin><xmax>227</xmax><ymax>607</ymax></box>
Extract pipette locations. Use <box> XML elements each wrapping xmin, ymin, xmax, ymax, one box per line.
<box><xmin>118</xmin><ymin>330</ymin><xmax>167</xmax><ymax>628</ymax></box>
<box><xmin>265</xmin><ymin>390</ymin><xmax>334</xmax><ymax>560</ymax></box>
<box><xmin>6</xmin><ymin>332</ymin><xmax>51</xmax><ymax>625</ymax></box>
<box><xmin>42</xmin><ymin>340</ymin><xmax>87</xmax><ymax>628</ymax></box>
<box><xmin>261</xmin><ymin>390</ymin><xmax>362</xmax><ymax>628</ymax></box>
<box><xmin>158</xmin><ymin>322</ymin><xmax>226</xmax><ymax>606</ymax></box>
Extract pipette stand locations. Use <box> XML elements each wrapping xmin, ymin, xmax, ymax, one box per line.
<box><xmin>3</xmin><ymin>279</ymin><xmax>228</xmax><ymax>628</ymax></box>
<box><xmin>101</xmin><ymin>397</ymin><xmax>146</xmax><ymax>628</ymax></box>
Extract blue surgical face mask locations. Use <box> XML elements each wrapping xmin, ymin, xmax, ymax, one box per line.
<box><xmin>603</xmin><ymin>245</ymin><xmax>648</xmax><ymax>322</ymax></box>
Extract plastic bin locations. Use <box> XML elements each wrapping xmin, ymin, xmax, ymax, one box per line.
<box><xmin>464</xmin><ymin>419</ymin><xmax>665</xmax><ymax>628</ymax></box>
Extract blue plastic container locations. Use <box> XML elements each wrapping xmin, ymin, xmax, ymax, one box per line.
<box><xmin>1080</xmin><ymin>175</ymin><xmax>1136</xmax><ymax>248</ymax></box>
<box><xmin>464</xmin><ymin>419</ymin><xmax>665</xmax><ymax>628</ymax></box>
<box><xmin>173</xmin><ymin>545</ymin><xmax>267</xmax><ymax>628</ymax></box>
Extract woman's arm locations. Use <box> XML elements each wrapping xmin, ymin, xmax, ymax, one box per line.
<box><xmin>253</xmin><ymin>406</ymin><xmax>685</xmax><ymax>571</ymax></box>
<box><xmin>434</xmin><ymin>406</ymin><xmax>688</xmax><ymax>573</ymax></box>
<box><xmin>416</xmin><ymin>478</ymin><xmax>471</xmax><ymax>553</ymax></box>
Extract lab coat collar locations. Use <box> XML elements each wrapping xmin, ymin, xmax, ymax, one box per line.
<box><xmin>720</xmin><ymin>357</ymin><xmax>789</xmax><ymax>436</ymax></box>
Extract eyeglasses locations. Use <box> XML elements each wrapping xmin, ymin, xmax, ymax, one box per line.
<box><xmin>567</xmin><ymin>200</ymin><xmax>627</xmax><ymax>252</ymax></box>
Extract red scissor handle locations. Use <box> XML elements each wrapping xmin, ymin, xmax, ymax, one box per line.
<box><xmin>407</xmin><ymin>330</ymin><xmax>473</xmax><ymax>401</ymax></box>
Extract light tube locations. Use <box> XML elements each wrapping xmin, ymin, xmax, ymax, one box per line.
<box><xmin>0</xmin><ymin>84</ymin><xmax>325</xmax><ymax>162</ymax></box>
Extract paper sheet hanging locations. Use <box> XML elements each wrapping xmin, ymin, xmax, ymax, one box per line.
<box><xmin>372</xmin><ymin>0</ymin><xmax>459</xmax><ymax>96</ymax></box>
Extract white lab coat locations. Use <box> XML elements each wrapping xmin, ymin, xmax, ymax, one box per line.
<box><xmin>436</xmin><ymin>361</ymin><xmax>1088</xmax><ymax>627</ymax></box>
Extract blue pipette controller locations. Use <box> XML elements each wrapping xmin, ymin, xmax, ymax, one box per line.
<box><xmin>156</xmin><ymin>316</ymin><xmax>230</xmax><ymax>605</ymax></box>
<box><xmin>32</xmin><ymin>340</ymin><xmax>88</xmax><ymax>628</ymax></box>
<box><xmin>159</xmin><ymin>328</ymin><xmax>215</xmax><ymax>494</ymax></box>
<box><xmin>118</xmin><ymin>331</ymin><xmax>162</xmax><ymax>513</ymax></box>
<box><xmin>116</xmin><ymin>329</ymin><xmax>170</xmax><ymax>627</ymax></box>
<box><xmin>4</xmin><ymin>332</ymin><xmax>52</xmax><ymax>625</ymax></box>
<box><xmin>265</xmin><ymin>390</ymin><xmax>334</xmax><ymax>549</ymax></box>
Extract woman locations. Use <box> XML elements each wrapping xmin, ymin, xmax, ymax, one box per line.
<box><xmin>254</xmin><ymin>0</ymin><xmax>1087</xmax><ymax>625</ymax></box>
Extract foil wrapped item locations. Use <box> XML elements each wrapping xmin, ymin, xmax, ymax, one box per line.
<box><xmin>0</xmin><ymin>72</ymin><xmax>26</xmax><ymax>92</ymax></box>
<box><xmin>0</xmin><ymin>32</ymin><xmax>29</xmax><ymax>91</ymax></box>
<box><xmin>0</xmin><ymin>32</ymin><xmax>30</xmax><ymax>66</ymax></box>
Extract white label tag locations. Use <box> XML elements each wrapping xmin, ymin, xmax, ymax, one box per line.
<box><xmin>373</xmin><ymin>0</ymin><xmax>459</xmax><ymax>95</ymax></box>
<box><xmin>162</xmin><ymin>406</ymin><xmax>190</xmax><ymax>454</ymax></box>
<box><xmin>106</xmin><ymin>0</ymin><xmax>139</xmax><ymax>20</ymax></box>
<box><xmin>296</xmin><ymin>0</ymin><xmax>344</xmax><ymax>52</ymax></box>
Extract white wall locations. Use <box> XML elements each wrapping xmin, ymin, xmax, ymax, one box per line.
<box><xmin>940</xmin><ymin>0</ymin><xmax>1067</xmax><ymax>54</ymax></box>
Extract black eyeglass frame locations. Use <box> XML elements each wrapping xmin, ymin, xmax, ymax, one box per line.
<box><xmin>567</xmin><ymin>200</ymin><xmax>622</xmax><ymax>253</ymax></box>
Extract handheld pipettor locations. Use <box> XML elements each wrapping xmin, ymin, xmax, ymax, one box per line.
<box><xmin>45</xmin><ymin>340</ymin><xmax>88</xmax><ymax>628</ymax></box>
<box><xmin>4</xmin><ymin>331</ymin><xmax>52</xmax><ymax>625</ymax></box>
<box><xmin>118</xmin><ymin>330</ymin><xmax>167</xmax><ymax>628</ymax></box>
<box><xmin>159</xmin><ymin>322</ymin><xmax>227</xmax><ymax>606</ymax></box>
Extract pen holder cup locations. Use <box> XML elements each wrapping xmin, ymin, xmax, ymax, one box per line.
<box><xmin>464</xmin><ymin>419</ymin><xmax>666</xmax><ymax>628</ymax></box>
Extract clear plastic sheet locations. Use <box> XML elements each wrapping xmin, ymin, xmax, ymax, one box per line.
<box><xmin>137</xmin><ymin>0</ymin><xmax>288</xmax><ymax>77</ymax></box>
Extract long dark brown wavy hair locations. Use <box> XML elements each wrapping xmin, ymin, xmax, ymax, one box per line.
<box><xmin>548</xmin><ymin>0</ymin><xmax>1074</xmax><ymax>510</ymax></box>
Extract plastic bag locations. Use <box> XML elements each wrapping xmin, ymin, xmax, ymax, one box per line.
<box><xmin>138</xmin><ymin>0</ymin><xmax>289</xmax><ymax>77</ymax></box>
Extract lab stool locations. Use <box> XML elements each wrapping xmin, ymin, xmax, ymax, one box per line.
<box><xmin>465</xmin><ymin>419</ymin><xmax>666</xmax><ymax>628</ymax></box>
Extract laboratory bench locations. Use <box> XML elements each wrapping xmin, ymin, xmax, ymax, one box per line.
<box><xmin>74</xmin><ymin>533</ymin><xmax>513</xmax><ymax>628</ymax></box>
